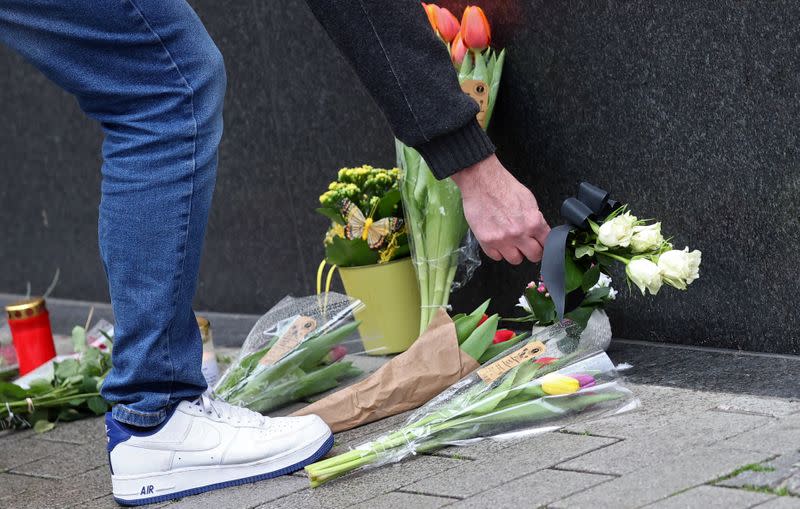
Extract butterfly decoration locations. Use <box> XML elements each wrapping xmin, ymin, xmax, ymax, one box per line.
<box><xmin>341</xmin><ymin>199</ymin><xmax>403</xmax><ymax>249</ymax></box>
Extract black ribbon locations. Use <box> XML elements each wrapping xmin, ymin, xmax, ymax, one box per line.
<box><xmin>540</xmin><ymin>182</ymin><xmax>619</xmax><ymax>319</ymax></box>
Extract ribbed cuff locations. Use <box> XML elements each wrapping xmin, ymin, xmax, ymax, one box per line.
<box><xmin>414</xmin><ymin>118</ymin><xmax>496</xmax><ymax>180</ymax></box>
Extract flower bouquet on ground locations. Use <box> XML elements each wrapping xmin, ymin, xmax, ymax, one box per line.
<box><xmin>400</xmin><ymin>5</ymin><xmax>504</xmax><ymax>334</ymax></box>
<box><xmin>292</xmin><ymin>299</ymin><xmax>527</xmax><ymax>432</ymax></box>
<box><xmin>316</xmin><ymin>166</ymin><xmax>421</xmax><ymax>354</ymax></box>
<box><xmin>0</xmin><ymin>324</ymin><xmax>113</xmax><ymax>433</ymax></box>
<box><xmin>214</xmin><ymin>293</ymin><xmax>364</xmax><ymax>414</ymax></box>
<box><xmin>305</xmin><ymin>321</ymin><xmax>638</xmax><ymax>486</ymax></box>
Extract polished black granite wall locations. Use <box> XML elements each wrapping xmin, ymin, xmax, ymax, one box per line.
<box><xmin>0</xmin><ymin>1</ymin><xmax>797</xmax><ymax>354</ymax></box>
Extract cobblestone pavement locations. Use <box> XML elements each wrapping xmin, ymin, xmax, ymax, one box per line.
<box><xmin>1</xmin><ymin>299</ymin><xmax>798</xmax><ymax>508</ymax></box>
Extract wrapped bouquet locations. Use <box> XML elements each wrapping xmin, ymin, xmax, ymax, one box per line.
<box><xmin>400</xmin><ymin>5</ymin><xmax>504</xmax><ymax>334</ymax></box>
<box><xmin>215</xmin><ymin>294</ymin><xmax>363</xmax><ymax>413</ymax></box>
<box><xmin>305</xmin><ymin>321</ymin><xmax>637</xmax><ymax>486</ymax></box>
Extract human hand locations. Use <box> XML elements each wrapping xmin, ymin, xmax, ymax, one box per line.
<box><xmin>451</xmin><ymin>155</ymin><xmax>551</xmax><ymax>264</ymax></box>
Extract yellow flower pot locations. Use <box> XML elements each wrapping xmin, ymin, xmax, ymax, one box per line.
<box><xmin>337</xmin><ymin>257</ymin><xmax>421</xmax><ymax>355</ymax></box>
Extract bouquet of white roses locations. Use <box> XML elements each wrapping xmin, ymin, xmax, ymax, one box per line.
<box><xmin>514</xmin><ymin>182</ymin><xmax>701</xmax><ymax>330</ymax></box>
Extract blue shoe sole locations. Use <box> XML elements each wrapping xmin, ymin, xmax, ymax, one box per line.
<box><xmin>114</xmin><ymin>433</ymin><xmax>334</xmax><ymax>506</ymax></box>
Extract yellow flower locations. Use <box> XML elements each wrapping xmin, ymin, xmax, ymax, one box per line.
<box><xmin>540</xmin><ymin>374</ymin><xmax>580</xmax><ymax>395</ymax></box>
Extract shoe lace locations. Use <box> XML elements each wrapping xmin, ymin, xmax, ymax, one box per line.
<box><xmin>193</xmin><ymin>392</ymin><xmax>267</xmax><ymax>426</ymax></box>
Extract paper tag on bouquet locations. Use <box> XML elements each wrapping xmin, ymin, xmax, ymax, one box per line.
<box><xmin>258</xmin><ymin>316</ymin><xmax>317</xmax><ymax>366</ymax></box>
<box><xmin>461</xmin><ymin>79</ymin><xmax>489</xmax><ymax>128</ymax></box>
<box><xmin>477</xmin><ymin>340</ymin><xmax>547</xmax><ymax>383</ymax></box>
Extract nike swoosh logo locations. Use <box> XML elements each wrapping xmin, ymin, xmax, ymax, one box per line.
<box><xmin>130</xmin><ymin>421</ymin><xmax>222</xmax><ymax>452</ymax></box>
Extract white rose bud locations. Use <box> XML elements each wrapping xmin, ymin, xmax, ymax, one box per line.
<box><xmin>626</xmin><ymin>258</ymin><xmax>663</xmax><ymax>295</ymax></box>
<box><xmin>658</xmin><ymin>248</ymin><xmax>702</xmax><ymax>289</ymax></box>
<box><xmin>597</xmin><ymin>212</ymin><xmax>637</xmax><ymax>248</ymax></box>
<box><xmin>630</xmin><ymin>223</ymin><xmax>664</xmax><ymax>253</ymax></box>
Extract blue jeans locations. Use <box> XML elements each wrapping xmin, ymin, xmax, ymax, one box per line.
<box><xmin>0</xmin><ymin>0</ymin><xmax>225</xmax><ymax>426</ymax></box>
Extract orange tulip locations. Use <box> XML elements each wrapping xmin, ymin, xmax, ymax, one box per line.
<box><xmin>451</xmin><ymin>32</ymin><xmax>468</xmax><ymax>66</ymax></box>
<box><xmin>435</xmin><ymin>7</ymin><xmax>461</xmax><ymax>42</ymax></box>
<box><xmin>460</xmin><ymin>6</ymin><xmax>491</xmax><ymax>51</ymax></box>
<box><xmin>422</xmin><ymin>3</ymin><xmax>439</xmax><ymax>33</ymax></box>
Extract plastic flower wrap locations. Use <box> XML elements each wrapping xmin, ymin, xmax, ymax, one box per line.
<box><xmin>215</xmin><ymin>293</ymin><xmax>364</xmax><ymax>413</ymax></box>
<box><xmin>305</xmin><ymin>321</ymin><xmax>638</xmax><ymax>486</ymax></box>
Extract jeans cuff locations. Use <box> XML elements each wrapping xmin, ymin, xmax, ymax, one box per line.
<box><xmin>112</xmin><ymin>404</ymin><xmax>168</xmax><ymax>427</ymax></box>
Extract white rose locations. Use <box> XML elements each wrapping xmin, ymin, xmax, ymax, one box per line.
<box><xmin>630</xmin><ymin>223</ymin><xmax>664</xmax><ymax>253</ymax></box>
<box><xmin>658</xmin><ymin>248</ymin><xmax>702</xmax><ymax>289</ymax></box>
<box><xmin>597</xmin><ymin>212</ymin><xmax>637</xmax><ymax>248</ymax></box>
<box><xmin>626</xmin><ymin>258</ymin><xmax>663</xmax><ymax>295</ymax></box>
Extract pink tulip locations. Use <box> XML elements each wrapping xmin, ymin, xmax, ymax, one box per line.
<box><xmin>450</xmin><ymin>32</ymin><xmax>468</xmax><ymax>66</ymax></box>
<box><xmin>435</xmin><ymin>7</ymin><xmax>461</xmax><ymax>42</ymax></box>
<box><xmin>460</xmin><ymin>6</ymin><xmax>491</xmax><ymax>51</ymax></box>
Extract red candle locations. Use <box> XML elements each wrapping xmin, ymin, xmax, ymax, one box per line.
<box><xmin>5</xmin><ymin>297</ymin><xmax>56</xmax><ymax>375</ymax></box>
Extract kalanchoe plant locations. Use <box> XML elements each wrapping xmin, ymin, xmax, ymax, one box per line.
<box><xmin>317</xmin><ymin>166</ymin><xmax>410</xmax><ymax>267</ymax></box>
<box><xmin>510</xmin><ymin>204</ymin><xmax>702</xmax><ymax>328</ymax></box>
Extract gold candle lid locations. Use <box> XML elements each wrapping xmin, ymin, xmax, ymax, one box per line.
<box><xmin>196</xmin><ymin>316</ymin><xmax>211</xmax><ymax>337</ymax></box>
<box><xmin>6</xmin><ymin>297</ymin><xmax>47</xmax><ymax>320</ymax></box>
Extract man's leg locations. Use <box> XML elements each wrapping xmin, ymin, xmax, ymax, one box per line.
<box><xmin>0</xmin><ymin>0</ymin><xmax>224</xmax><ymax>425</ymax></box>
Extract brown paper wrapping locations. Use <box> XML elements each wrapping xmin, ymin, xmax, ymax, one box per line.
<box><xmin>291</xmin><ymin>308</ymin><xmax>479</xmax><ymax>432</ymax></box>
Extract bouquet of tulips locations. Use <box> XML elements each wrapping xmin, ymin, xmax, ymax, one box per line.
<box><xmin>305</xmin><ymin>321</ymin><xmax>638</xmax><ymax>486</ymax></box>
<box><xmin>400</xmin><ymin>4</ymin><xmax>504</xmax><ymax>334</ymax></box>
<box><xmin>291</xmin><ymin>299</ymin><xmax>527</xmax><ymax>432</ymax></box>
<box><xmin>215</xmin><ymin>294</ymin><xmax>363</xmax><ymax>413</ymax></box>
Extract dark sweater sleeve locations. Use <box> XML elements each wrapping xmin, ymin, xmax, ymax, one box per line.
<box><xmin>303</xmin><ymin>0</ymin><xmax>496</xmax><ymax>179</ymax></box>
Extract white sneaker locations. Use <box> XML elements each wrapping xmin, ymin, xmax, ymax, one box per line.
<box><xmin>106</xmin><ymin>394</ymin><xmax>333</xmax><ymax>506</ymax></box>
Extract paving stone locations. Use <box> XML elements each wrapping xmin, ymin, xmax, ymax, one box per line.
<box><xmin>452</xmin><ymin>468</ymin><xmax>614</xmax><ymax>508</ymax></box>
<box><xmin>551</xmin><ymin>446</ymin><xmax>770</xmax><ymax>509</ymax></box>
<box><xmin>563</xmin><ymin>384</ymin><xmax>731</xmax><ymax>439</ymax></box>
<box><xmin>0</xmin><ymin>472</ymin><xmax>58</xmax><ymax>504</ymax></box>
<box><xmin>352</xmin><ymin>491</ymin><xmax>455</xmax><ymax>509</ymax></box>
<box><xmin>10</xmin><ymin>434</ymin><xmax>106</xmax><ymax>479</ymax></box>
<box><xmin>714</xmin><ymin>395</ymin><xmax>800</xmax><ymax>418</ymax></box>
<box><xmin>15</xmin><ymin>465</ymin><xmax>112</xmax><ymax>509</ymax></box>
<box><xmin>37</xmin><ymin>417</ymin><xmax>104</xmax><ymax>445</ymax></box>
<box><xmin>755</xmin><ymin>497</ymin><xmax>800</xmax><ymax>509</ymax></box>
<box><xmin>559</xmin><ymin>411</ymin><xmax>772</xmax><ymax>475</ymax></box>
<box><xmin>403</xmin><ymin>433</ymin><xmax>616</xmax><ymax>499</ymax></box>
<box><xmin>255</xmin><ymin>455</ymin><xmax>465</xmax><ymax>509</ymax></box>
<box><xmin>0</xmin><ymin>435</ymin><xmax>77</xmax><ymax>471</ymax></box>
<box><xmin>726</xmin><ymin>414</ymin><xmax>800</xmax><ymax>455</ymax></box>
<box><xmin>717</xmin><ymin>452</ymin><xmax>800</xmax><ymax>493</ymax></box>
<box><xmin>166</xmin><ymin>475</ymin><xmax>307</xmax><ymax>508</ymax></box>
<box><xmin>646</xmin><ymin>485</ymin><xmax>775</xmax><ymax>508</ymax></box>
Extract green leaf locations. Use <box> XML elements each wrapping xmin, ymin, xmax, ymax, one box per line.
<box><xmin>71</xmin><ymin>326</ymin><xmax>87</xmax><ymax>354</ymax></box>
<box><xmin>57</xmin><ymin>408</ymin><xmax>84</xmax><ymax>422</ymax></box>
<box><xmin>564</xmin><ymin>254</ymin><xmax>583</xmax><ymax>292</ymax></box>
<box><xmin>316</xmin><ymin>207</ymin><xmax>345</xmax><ymax>225</ymax></box>
<box><xmin>87</xmin><ymin>396</ymin><xmax>108</xmax><ymax>415</ymax></box>
<box><xmin>26</xmin><ymin>378</ymin><xmax>54</xmax><ymax>395</ymax></box>
<box><xmin>582</xmin><ymin>286</ymin><xmax>611</xmax><ymax>306</ymax></box>
<box><xmin>375</xmin><ymin>189</ymin><xmax>402</xmax><ymax>218</ymax></box>
<box><xmin>460</xmin><ymin>314</ymin><xmax>499</xmax><ymax>362</ymax></box>
<box><xmin>0</xmin><ymin>381</ymin><xmax>28</xmax><ymax>400</ymax></box>
<box><xmin>324</xmin><ymin>236</ymin><xmax>379</xmax><ymax>267</ymax></box>
<box><xmin>581</xmin><ymin>265</ymin><xmax>601</xmax><ymax>292</ymax></box>
<box><xmin>575</xmin><ymin>245</ymin><xmax>595</xmax><ymax>259</ymax></box>
<box><xmin>524</xmin><ymin>287</ymin><xmax>557</xmax><ymax>324</ymax></box>
<box><xmin>33</xmin><ymin>420</ymin><xmax>56</xmax><ymax>433</ymax></box>
<box><xmin>54</xmin><ymin>359</ymin><xmax>80</xmax><ymax>381</ymax></box>
<box><xmin>564</xmin><ymin>306</ymin><xmax>595</xmax><ymax>329</ymax></box>
<box><xmin>588</xmin><ymin>219</ymin><xmax>601</xmax><ymax>235</ymax></box>
<box><xmin>472</xmin><ymin>50</ymin><xmax>488</xmax><ymax>83</ymax></box>
<box><xmin>455</xmin><ymin>299</ymin><xmax>491</xmax><ymax>344</ymax></box>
